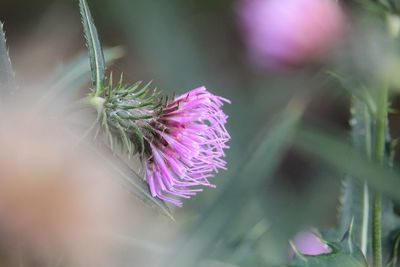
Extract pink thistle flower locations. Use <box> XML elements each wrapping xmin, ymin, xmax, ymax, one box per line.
<box><xmin>143</xmin><ymin>86</ymin><xmax>230</xmax><ymax>207</ymax></box>
<box><xmin>236</xmin><ymin>0</ymin><xmax>346</xmax><ymax>69</ymax></box>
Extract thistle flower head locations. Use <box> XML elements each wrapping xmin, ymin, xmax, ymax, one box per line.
<box><xmin>144</xmin><ymin>87</ymin><xmax>230</xmax><ymax>206</ymax></box>
<box><xmin>101</xmin><ymin>84</ymin><xmax>230</xmax><ymax>207</ymax></box>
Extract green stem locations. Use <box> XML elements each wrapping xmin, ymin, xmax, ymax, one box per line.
<box><xmin>372</xmin><ymin>85</ymin><xmax>388</xmax><ymax>267</ymax></box>
<box><xmin>74</xmin><ymin>95</ymin><xmax>105</xmax><ymax>110</ymax></box>
<box><xmin>373</xmin><ymin>194</ymin><xmax>382</xmax><ymax>267</ymax></box>
<box><xmin>66</xmin><ymin>96</ymin><xmax>105</xmax><ymax>148</ymax></box>
<box><xmin>361</xmin><ymin>104</ymin><xmax>372</xmax><ymax>256</ymax></box>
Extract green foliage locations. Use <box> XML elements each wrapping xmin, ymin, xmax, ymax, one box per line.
<box><xmin>295</xmin><ymin>123</ymin><xmax>400</xmax><ymax>266</ymax></box>
<box><xmin>374</xmin><ymin>0</ymin><xmax>400</xmax><ymax>14</ymax></box>
<box><xmin>326</xmin><ymin>67</ymin><xmax>400</xmax><ymax>265</ymax></box>
<box><xmin>386</xmin><ymin>231</ymin><xmax>400</xmax><ymax>267</ymax></box>
<box><xmin>381</xmin><ymin>200</ymin><xmax>400</xmax><ymax>265</ymax></box>
<box><xmin>337</xmin><ymin>96</ymin><xmax>373</xmax><ymax>256</ymax></box>
<box><xmin>353</xmin><ymin>0</ymin><xmax>400</xmax><ymax>14</ymax></box>
<box><xmin>294</xmin><ymin>126</ymin><xmax>400</xmax><ymax>204</ymax></box>
<box><xmin>79</xmin><ymin>0</ymin><xmax>106</xmax><ymax>95</ymax></box>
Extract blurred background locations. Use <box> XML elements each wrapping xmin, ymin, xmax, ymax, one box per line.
<box><xmin>1</xmin><ymin>0</ymin><xmax>394</xmax><ymax>266</ymax></box>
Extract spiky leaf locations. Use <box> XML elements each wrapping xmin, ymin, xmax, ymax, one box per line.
<box><xmin>79</xmin><ymin>0</ymin><xmax>106</xmax><ymax>95</ymax></box>
<box><xmin>337</xmin><ymin>95</ymin><xmax>372</xmax><ymax>256</ymax></box>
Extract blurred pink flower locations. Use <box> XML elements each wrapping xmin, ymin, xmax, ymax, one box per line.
<box><xmin>144</xmin><ymin>87</ymin><xmax>230</xmax><ymax>207</ymax></box>
<box><xmin>292</xmin><ymin>231</ymin><xmax>331</xmax><ymax>256</ymax></box>
<box><xmin>237</xmin><ymin>0</ymin><xmax>346</xmax><ymax>69</ymax></box>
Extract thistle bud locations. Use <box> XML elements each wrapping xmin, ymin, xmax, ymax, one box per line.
<box><xmin>292</xmin><ymin>231</ymin><xmax>331</xmax><ymax>256</ymax></box>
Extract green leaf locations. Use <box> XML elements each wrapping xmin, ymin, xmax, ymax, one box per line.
<box><xmin>0</xmin><ymin>23</ymin><xmax>16</xmax><ymax>96</ymax></box>
<box><xmin>289</xmin><ymin>230</ymin><xmax>368</xmax><ymax>267</ymax></box>
<box><xmin>386</xmin><ymin>231</ymin><xmax>400</xmax><ymax>267</ymax></box>
<box><xmin>294</xmin><ymin>126</ymin><xmax>400</xmax><ymax>204</ymax></box>
<box><xmin>353</xmin><ymin>0</ymin><xmax>392</xmax><ymax>14</ymax></box>
<box><xmin>338</xmin><ymin>96</ymin><xmax>373</xmax><ymax>255</ymax></box>
<box><xmin>79</xmin><ymin>0</ymin><xmax>106</xmax><ymax>95</ymax></box>
<box><xmin>381</xmin><ymin>200</ymin><xmax>400</xmax><ymax>265</ymax></box>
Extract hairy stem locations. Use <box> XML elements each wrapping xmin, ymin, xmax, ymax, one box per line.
<box><xmin>373</xmin><ymin>193</ymin><xmax>382</xmax><ymax>267</ymax></box>
<box><xmin>372</xmin><ymin>85</ymin><xmax>388</xmax><ymax>267</ymax></box>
